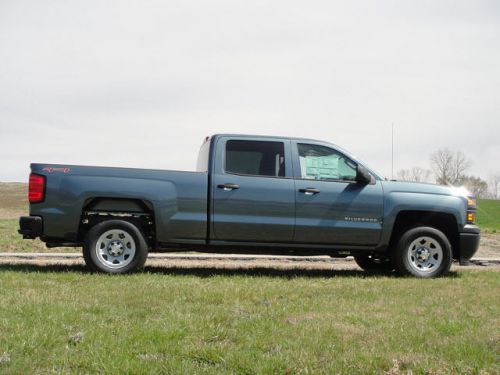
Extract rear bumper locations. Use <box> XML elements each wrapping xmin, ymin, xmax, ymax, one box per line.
<box><xmin>18</xmin><ymin>216</ymin><xmax>43</xmax><ymax>239</ymax></box>
<box><xmin>458</xmin><ymin>225</ymin><xmax>480</xmax><ymax>265</ymax></box>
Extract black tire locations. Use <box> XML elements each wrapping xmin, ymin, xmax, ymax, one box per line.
<box><xmin>354</xmin><ymin>255</ymin><xmax>394</xmax><ymax>273</ymax></box>
<box><xmin>391</xmin><ymin>226</ymin><xmax>452</xmax><ymax>278</ymax></box>
<box><xmin>83</xmin><ymin>220</ymin><xmax>148</xmax><ymax>274</ymax></box>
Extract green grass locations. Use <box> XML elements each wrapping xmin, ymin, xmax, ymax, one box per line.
<box><xmin>0</xmin><ymin>267</ymin><xmax>498</xmax><ymax>374</ymax></box>
<box><xmin>0</xmin><ymin>183</ymin><xmax>74</xmax><ymax>252</ymax></box>
<box><xmin>0</xmin><ymin>184</ymin><xmax>499</xmax><ymax>373</ymax></box>
<box><xmin>477</xmin><ymin>199</ymin><xmax>500</xmax><ymax>232</ymax></box>
<box><xmin>0</xmin><ymin>182</ymin><xmax>26</xmax><ymax>212</ymax></box>
<box><xmin>0</xmin><ymin>219</ymin><xmax>74</xmax><ymax>253</ymax></box>
<box><xmin>0</xmin><ymin>219</ymin><xmax>45</xmax><ymax>252</ymax></box>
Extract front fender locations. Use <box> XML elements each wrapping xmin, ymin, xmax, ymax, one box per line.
<box><xmin>379</xmin><ymin>191</ymin><xmax>467</xmax><ymax>247</ymax></box>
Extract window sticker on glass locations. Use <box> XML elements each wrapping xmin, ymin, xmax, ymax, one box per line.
<box><xmin>302</xmin><ymin>155</ymin><xmax>339</xmax><ymax>179</ymax></box>
<box><xmin>298</xmin><ymin>144</ymin><xmax>356</xmax><ymax>181</ymax></box>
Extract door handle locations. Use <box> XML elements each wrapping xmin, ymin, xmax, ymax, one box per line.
<box><xmin>299</xmin><ymin>187</ymin><xmax>320</xmax><ymax>195</ymax></box>
<box><xmin>217</xmin><ymin>183</ymin><xmax>240</xmax><ymax>191</ymax></box>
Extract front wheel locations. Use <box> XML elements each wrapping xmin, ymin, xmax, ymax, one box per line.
<box><xmin>83</xmin><ymin>220</ymin><xmax>148</xmax><ymax>274</ymax></box>
<box><xmin>392</xmin><ymin>226</ymin><xmax>452</xmax><ymax>278</ymax></box>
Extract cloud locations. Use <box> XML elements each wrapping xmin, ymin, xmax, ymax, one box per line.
<box><xmin>1</xmin><ymin>0</ymin><xmax>499</xmax><ymax>181</ymax></box>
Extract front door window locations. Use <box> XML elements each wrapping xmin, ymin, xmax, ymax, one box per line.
<box><xmin>297</xmin><ymin>143</ymin><xmax>357</xmax><ymax>182</ymax></box>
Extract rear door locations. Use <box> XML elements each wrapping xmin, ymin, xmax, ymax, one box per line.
<box><xmin>211</xmin><ymin>136</ymin><xmax>295</xmax><ymax>242</ymax></box>
<box><xmin>292</xmin><ymin>141</ymin><xmax>384</xmax><ymax>245</ymax></box>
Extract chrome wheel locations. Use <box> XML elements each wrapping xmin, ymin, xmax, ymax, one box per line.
<box><xmin>95</xmin><ymin>229</ymin><xmax>136</xmax><ymax>269</ymax></box>
<box><xmin>407</xmin><ymin>236</ymin><xmax>443</xmax><ymax>273</ymax></box>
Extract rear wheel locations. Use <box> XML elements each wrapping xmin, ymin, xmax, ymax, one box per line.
<box><xmin>392</xmin><ymin>226</ymin><xmax>452</xmax><ymax>278</ymax></box>
<box><xmin>354</xmin><ymin>255</ymin><xmax>394</xmax><ymax>273</ymax></box>
<box><xmin>83</xmin><ymin>220</ymin><xmax>148</xmax><ymax>274</ymax></box>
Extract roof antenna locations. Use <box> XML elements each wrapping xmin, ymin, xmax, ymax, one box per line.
<box><xmin>391</xmin><ymin>123</ymin><xmax>394</xmax><ymax>180</ymax></box>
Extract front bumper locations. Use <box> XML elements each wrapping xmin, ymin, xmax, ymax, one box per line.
<box><xmin>458</xmin><ymin>225</ymin><xmax>480</xmax><ymax>265</ymax></box>
<box><xmin>18</xmin><ymin>216</ymin><xmax>43</xmax><ymax>239</ymax></box>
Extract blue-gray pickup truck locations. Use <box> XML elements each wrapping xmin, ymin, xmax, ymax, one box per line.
<box><xmin>19</xmin><ymin>134</ymin><xmax>480</xmax><ymax>277</ymax></box>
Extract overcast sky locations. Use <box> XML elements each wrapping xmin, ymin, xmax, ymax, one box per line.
<box><xmin>1</xmin><ymin>0</ymin><xmax>499</xmax><ymax>182</ymax></box>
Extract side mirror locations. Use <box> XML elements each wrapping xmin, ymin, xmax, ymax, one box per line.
<box><xmin>355</xmin><ymin>165</ymin><xmax>372</xmax><ymax>185</ymax></box>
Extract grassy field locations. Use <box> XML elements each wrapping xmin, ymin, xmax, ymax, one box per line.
<box><xmin>0</xmin><ymin>183</ymin><xmax>498</xmax><ymax>373</ymax></box>
<box><xmin>0</xmin><ymin>219</ymin><xmax>58</xmax><ymax>252</ymax></box>
<box><xmin>477</xmin><ymin>199</ymin><xmax>500</xmax><ymax>232</ymax></box>
<box><xmin>0</xmin><ymin>182</ymin><xmax>26</xmax><ymax>220</ymax></box>
<box><xmin>0</xmin><ymin>266</ymin><xmax>498</xmax><ymax>374</ymax></box>
<box><xmin>0</xmin><ymin>183</ymin><xmax>75</xmax><ymax>252</ymax></box>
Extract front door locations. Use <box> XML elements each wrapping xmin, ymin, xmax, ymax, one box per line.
<box><xmin>211</xmin><ymin>137</ymin><xmax>295</xmax><ymax>242</ymax></box>
<box><xmin>292</xmin><ymin>141</ymin><xmax>384</xmax><ymax>245</ymax></box>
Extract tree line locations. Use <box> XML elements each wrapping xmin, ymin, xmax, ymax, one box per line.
<box><xmin>397</xmin><ymin>148</ymin><xmax>499</xmax><ymax>199</ymax></box>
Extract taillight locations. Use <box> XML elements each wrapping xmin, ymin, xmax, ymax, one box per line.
<box><xmin>29</xmin><ymin>173</ymin><xmax>45</xmax><ymax>203</ymax></box>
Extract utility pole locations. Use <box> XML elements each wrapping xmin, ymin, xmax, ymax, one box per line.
<box><xmin>391</xmin><ymin>123</ymin><xmax>394</xmax><ymax>180</ymax></box>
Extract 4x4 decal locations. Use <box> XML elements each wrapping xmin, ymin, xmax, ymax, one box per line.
<box><xmin>42</xmin><ymin>167</ymin><xmax>70</xmax><ymax>173</ymax></box>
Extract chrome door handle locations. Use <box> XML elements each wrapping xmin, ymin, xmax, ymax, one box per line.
<box><xmin>299</xmin><ymin>187</ymin><xmax>320</xmax><ymax>195</ymax></box>
<box><xmin>217</xmin><ymin>183</ymin><xmax>240</xmax><ymax>191</ymax></box>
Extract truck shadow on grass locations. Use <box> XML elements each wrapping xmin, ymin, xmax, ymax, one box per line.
<box><xmin>0</xmin><ymin>263</ymin><xmax>460</xmax><ymax>279</ymax></box>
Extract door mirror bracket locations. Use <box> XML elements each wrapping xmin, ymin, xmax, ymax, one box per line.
<box><xmin>355</xmin><ymin>165</ymin><xmax>372</xmax><ymax>185</ymax></box>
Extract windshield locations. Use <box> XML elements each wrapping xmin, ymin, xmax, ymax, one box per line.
<box><xmin>322</xmin><ymin>141</ymin><xmax>384</xmax><ymax>180</ymax></box>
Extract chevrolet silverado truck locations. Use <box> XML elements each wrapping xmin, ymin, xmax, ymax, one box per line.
<box><xmin>18</xmin><ymin>134</ymin><xmax>480</xmax><ymax>277</ymax></box>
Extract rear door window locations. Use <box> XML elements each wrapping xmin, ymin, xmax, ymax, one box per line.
<box><xmin>225</xmin><ymin>140</ymin><xmax>285</xmax><ymax>177</ymax></box>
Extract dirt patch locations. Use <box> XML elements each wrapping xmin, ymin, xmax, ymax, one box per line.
<box><xmin>0</xmin><ymin>208</ymin><xmax>26</xmax><ymax>220</ymax></box>
<box><xmin>476</xmin><ymin>233</ymin><xmax>500</xmax><ymax>258</ymax></box>
<box><xmin>0</xmin><ymin>255</ymin><xmax>498</xmax><ymax>272</ymax></box>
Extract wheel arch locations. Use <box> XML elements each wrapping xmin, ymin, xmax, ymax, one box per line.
<box><xmin>82</xmin><ymin>197</ymin><xmax>154</xmax><ymax>213</ymax></box>
<box><xmin>389</xmin><ymin>210</ymin><xmax>459</xmax><ymax>260</ymax></box>
<box><xmin>78</xmin><ymin>197</ymin><xmax>156</xmax><ymax>248</ymax></box>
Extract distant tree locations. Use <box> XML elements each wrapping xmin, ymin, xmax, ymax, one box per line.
<box><xmin>397</xmin><ymin>169</ymin><xmax>409</xmax><ymax>181</ymax></box>
<box><xmin>459</xmin><ymin>175</ymin><xmax>489</xmax><ymax>198</ymax></box>
<box><xmin>430</xmin><ymin>148</ymin><xmax>471</xmax><ymax>185</ymax></box>
<box><xmin>397</xmin><ymin>166</ymin><xmax>432</xmax><ymax>182</ymax></box>
<box><xmin>489</xmin><ymin>173</ymin><xmax>500</xmax><ymax>199</ymax></box>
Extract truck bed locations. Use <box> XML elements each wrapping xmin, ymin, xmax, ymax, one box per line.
<box><xmin>29</xmin><ymin>163</ymin><xmax>209</xmax><ymax>244</ymax></box>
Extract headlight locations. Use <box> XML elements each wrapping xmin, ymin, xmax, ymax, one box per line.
<box><xmin>466</xmin><ymin>196</ymin><xmax>477</xmax><ymax>224</ymax></box>
<box><xmin>467</xmin><ymin>197</ymin><xmax>476</xmax><ymax>208</ymax></box>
